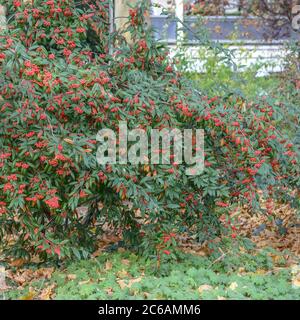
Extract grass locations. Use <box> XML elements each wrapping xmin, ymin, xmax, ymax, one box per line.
<box><xmin>2</xmin><ymin>248</ymin><xmax>299</xmax><ymax>300</ymax></box>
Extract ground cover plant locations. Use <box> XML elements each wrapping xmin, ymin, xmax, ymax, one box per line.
<box><xmin>2</xmin><ymin>248</ymin><xmax>299</xmax><ymax>300</ymax></box>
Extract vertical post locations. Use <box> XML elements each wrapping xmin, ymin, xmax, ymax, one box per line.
<box><xmin>109</xmin><ymin>0</ymin><xmax>114</xmax><ymax>54</ymax></box>
<box><xmin>109</xmin><ymin>0</ymin><xmax>114</xmax><ymax>34</ymax></box>
<box><xmin>114</xmin><ymin>0</ymin><xmax>133</xmax><ymax>43</ymax></box>
<box><xmin>114</xmin><ymin>0</ymin><xmax>128</xmax><ymax>34</ymax></box>
<box><xmin>0</xmin><ymin>5</ymin><xmax>7</xmax><ymax>32</ymax></box>
<box><xmin>175</xmin><ymin>0</ymin><xmax>184</xmax><ymax>43</ymax></box>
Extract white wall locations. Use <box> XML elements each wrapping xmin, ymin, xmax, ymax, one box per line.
<box><xmin>170</xmin><ymin>44</ymin><xmax>289</xmax><ymax>76</ymax></box>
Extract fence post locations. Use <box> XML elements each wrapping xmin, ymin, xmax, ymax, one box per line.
<box><xmin>109</xmin><ymin>0</ymin><xmax>114</xmax><ymax>54</ymax></box>
<box><xmin>0</xmin><ymin>5</ymin><xmax>6</xmax><ymax>31</ymax></box>
<box><xmin>175</xmin><ymin>0</ymin><xmax>184</xmax><ymax>44</ymax></box>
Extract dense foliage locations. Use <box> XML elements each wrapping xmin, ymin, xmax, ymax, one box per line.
<box><xmin>0</xmin><ymin>0</ymin><xmax>299</xmax><ymax>260</ymax></box>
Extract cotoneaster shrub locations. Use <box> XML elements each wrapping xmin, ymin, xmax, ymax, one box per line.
<box><xmin>0</xmin><ymin>0</ymin><xmax>299</xmax><ymax>260</ymax></box>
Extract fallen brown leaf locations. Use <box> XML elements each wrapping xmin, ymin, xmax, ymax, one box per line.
<box><xmin>67</xmin><ymin>274</ymin><xmax>77</xmax><ymax>281</ymax></box>
<box><xmin>20</xmin><ymin>290</ymin><xmax>36</xmax><ymax>300</ymax></box>
<box><xmin>229</xmin><ymin>282</ymin><xmax>238</xmax><ymax>291</ymax></box>
<box><xmin>121</xmin><ymin>259</ymin><xmax>130</xmax><ymax>266</ymax></box>
<box><xmin>198</xmin><ymin>284</ymin><xmax>213</xmax><ymax>294</ymax></box>
<box><xmin>39</xmin><ymin>284</ymin><xmax>56</xmax><ymax>300</ymax></box>
<box><xmin>105</xmin><ymin>287</ymin><xmax>114</xmax><ymax>296</ymax></box>
<box><xmin>117</xmin><ymin>277</ymin><xmax>141</xmax><ymax>290</ymax></box>
<box><xmin>117</xmin><ymin>269</ymin><xmax>129</xmax><ymax>278</ymax></box>
<box><xmin>105</xmin><ymin>261</ymin><xmax>113</xmax><ymax>271</ymax></box>
<box><xmin>10</xmin><ymin>258</ymin><xmax>27</xmax><ymax>268</ymax></box>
